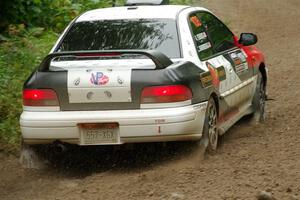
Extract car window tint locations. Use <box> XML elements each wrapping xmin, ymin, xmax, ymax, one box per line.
<box><xmin>58</xmin><ymin>19</ymin><xmax>180</xmax><ymax>58</ymax></box>
<box><xmin>189</xmin><ymin>14</ymin><xmax>214</xmax><ymax>60</ymax></box>
<box><xmin>197</xmin><ymin>12</ymin><xmax>235</xmax><ymax>54</ymax></box>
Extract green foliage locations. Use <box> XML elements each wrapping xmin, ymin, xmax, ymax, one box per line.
<box><xmin>0</xmin><ymin>31</ymin><xmax>57</xmax><ymax>144</ymax></box>
<box><xmin>0</xmin><ymin>0</ymin><xmax>122</xmax><ymax>33</ymax></box>
<box><xmin>170</xmin><ymin>0</ymin><xmax>193</xmax><ymax>5</ymax></box>
<box><xmin>0</xmin><ymin>0</ymin><xmax>192</xmax><ymax>33</ymax></box>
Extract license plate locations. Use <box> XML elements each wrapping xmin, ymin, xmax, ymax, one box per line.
<box><xmin>78</xmin><ymin>123</ymin><xmax>119</xmax><ymax>145</ymax></box>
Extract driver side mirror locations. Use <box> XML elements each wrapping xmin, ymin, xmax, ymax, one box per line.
<box><xmin>239</xmin><ymin>33</ymin><xmax>258</xmax><ymax>46</ymax></box>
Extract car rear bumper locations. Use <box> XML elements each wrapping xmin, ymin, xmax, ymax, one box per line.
<box><xmin>20</xmin><ymin>102</ymin><xmax>207</xmax><ymax>145</ymax></box>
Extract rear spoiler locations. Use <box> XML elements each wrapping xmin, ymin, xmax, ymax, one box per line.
<box><xmin>38</xmin><ymin>50</ymin><xmax>173</xmax><ymax>71</ymax></box>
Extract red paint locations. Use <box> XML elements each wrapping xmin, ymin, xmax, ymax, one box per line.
<box><xmin>99</xmin><ymin>75</ymin><xmax>109</xmax><ymax>85</ymax></box>
<box><xmin>190</xmin><ymin>16</ymin><xmax>202</xmax><ymax>27</ymax></box>
<box><xmin>206</xmin><ymin>62</ymin><xmax>220</xmax><ymax>87</ymax></box>
<box><xmin>218</xmin><ymin>107</ymin><xmax>239</xmax><ymax>124</ymax></box>
<box><xmin>233</xmin><ymin>35</ymin><xmax>265</xmax><ymax>68</ymax></box>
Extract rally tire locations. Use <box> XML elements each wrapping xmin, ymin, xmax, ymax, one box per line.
<box><xmin>201</xmin><ymin>97</ymin><xmax>219</xmax><ymax>152</ymax></box>
<box><xmin>251</xmin><ymin>72</ymin><xmax>266</xmax><ymax>123</ymax></box>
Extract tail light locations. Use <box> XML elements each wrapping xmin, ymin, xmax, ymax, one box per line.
<box><xmin>141</xmin><ymin>85</ymin><xmax>192</xmax><ymax>104</ymax></box>
<box><xmin>23</xmin><ymin>89</ymin><xmax>59</xmax><ymax>106</ymax></box>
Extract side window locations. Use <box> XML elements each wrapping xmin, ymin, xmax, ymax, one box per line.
<box><xmin>189</xmin><ymin>14</ymin><xmax>214</xmax><ymax>60</ymax></box>
<box><xmin>198</xmin><ymin>12</ymin><xmax>235</xmax><ymax>53</ymax></box>
<box><xmin>189</xmin><ymin>12</ymin><xmax>235</xmax><ymax>60</ymax></box>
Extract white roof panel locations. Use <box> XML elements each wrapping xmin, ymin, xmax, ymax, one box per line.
<box><xmin>76</xmin><ymin>5</ymin><xmax>190</xmax><ymax>22</ymax></box>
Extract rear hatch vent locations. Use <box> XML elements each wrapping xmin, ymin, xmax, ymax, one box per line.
<box><xmin>125</xmin><ymin>0</ymin><xmax>169</xmax><ymax>6</ymax></box>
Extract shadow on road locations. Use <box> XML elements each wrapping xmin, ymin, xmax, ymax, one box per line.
<box><xmin>30</xmin><ymin>114</ymin><xmax>262</xmax><ymax>178</ymax></box>
<box><xmin>40</xmin><ymin>141</ymin><xmax>199</xmax><ymax>177</ymax></box>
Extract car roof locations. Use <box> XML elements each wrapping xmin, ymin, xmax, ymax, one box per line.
<box><xmin>76</xmin><ymin>5</ymin><xmax>201</xmax><ymax>22</ymax></box>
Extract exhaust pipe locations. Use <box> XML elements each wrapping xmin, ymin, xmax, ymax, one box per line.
<box><xmin>52</xmin><ymin>141</ymin><xmax>67</xmax><ymax>154</ymax></box>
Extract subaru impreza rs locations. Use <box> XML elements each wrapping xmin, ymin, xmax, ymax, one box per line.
<box><xmin>20</xmin><ymin>0</ymin><xmax>267</xmax><ymax>162</ymax></box>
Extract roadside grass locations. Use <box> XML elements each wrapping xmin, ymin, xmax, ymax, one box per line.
<box><xmin>0</xmin><ymin>31</ymin><xmax>57</xmax><ymax>146</ymax></box>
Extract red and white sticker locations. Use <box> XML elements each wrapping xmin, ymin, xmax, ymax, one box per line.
<box><xmin>195</xmin><ymin>32</ymin><xmax>207</xmax><ymax>41</ymax></box>
<box><xmin>90</xmin><ymin>72</ymin><xmax>109</xmax><ymax>86</ymax></box>
<box><xmin>197</xmin><ymin>42</ymin><xmax>212</xmax><ymax>52</ymax></box>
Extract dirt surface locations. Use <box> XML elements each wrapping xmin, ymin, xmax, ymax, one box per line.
<box><xmin>1</xmin><ymin>0</ymin><xmax>300</xmax><ymax>199</ymax></box>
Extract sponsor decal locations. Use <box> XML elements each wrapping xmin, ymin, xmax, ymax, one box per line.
<box><xmin>197</xmin><ymin>42</ymin><xmax>212</xmax><ymax>52</ymax></box>
<box><xmin>117</xmin><ymin>76</ymin><xmax>124</xmax><ymax>85</ymax></box>
<box><xmin>230</xmin><ymin>51</ymin><xmax>247</xmax><ymax>65</ymax></box>
<box><xmin>90</xmin><ymin>72</ymin><xmax>109</xmax><ymax>85</ymax></box>
<box><xmin>237</xmin><ymin>52</ymin><xmax>246</xmax><ymax>62</ymax></box>
<box><xmin>235</xmin><ymin>63</ymin><xmax>248</xmax><ymax>74</ymax></box>
<box><xmin>206</xmin><ymin>62</ymin><xmax>220</xmax><ymax>87</ymax></box>
<box><xmin>216</xmin><ymin>66</ymin><xmax>226</xmax><ymax>81</ymax></box>
<box><xmin>73</xmin><ymin>77</ymin><xmax>80</xmax><ymax>86</ymax></box>
<box><xmin>190</xmin><ymin>16</ymin><xmax>202</xmax><ymax>27</ymax></box>
<box><xmin>233</xmin><ymin>58</ymin><xmax>242</xmax><ymax>66</ymax></box>
<box><xmin>200</xmin><ymin>71</ymin><xmax>213</xmax><ymax>88</ymax></box>
<box><xmin>230</xmin><ymin>50</ymin><xmax>248</xmax><ymax>74</ymax></box>
<box><xmin>206</xmin><ymin>62</ymin><xmax>227</xmax><ymax>87</ymax></box>
<box><xmin>224</xmin><ymin>51</ymin><xmax>249</xmax><ymax>76</ymax></box>
<box><xmin>195</xmin><ymin>32</ymin><xmax>207</xmax><ymax>41</ymax></box>
<box><xmin>230</xmin><ymin>52</ymin><xmax>237</xmax><ymax>59</ymax></box>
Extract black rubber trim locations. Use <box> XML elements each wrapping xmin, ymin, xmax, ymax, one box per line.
<box><xmin>38</xmin><ymin>50</ymin><xmax>173</xmax><ymax>71</ymax></box>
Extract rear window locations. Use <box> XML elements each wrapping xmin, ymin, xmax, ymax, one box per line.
<box><xmin>57</xmin><ymin>19</ymin><xmax>181</xmax><ymax>58</ymax></box>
